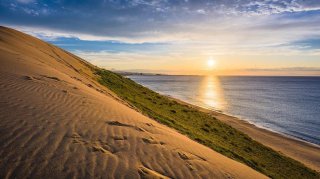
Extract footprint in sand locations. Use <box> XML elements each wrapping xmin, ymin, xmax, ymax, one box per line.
<box><xmin>71</xmin><ymin>133</ymin><xmax>115</xmax><ymax>155</ymax></box>
<box><xmin>142</xmin><ymin>137</ymin><xmax>165</xmax><ymax>145</ymax></box>
<box><xmin>176</xmin><ymin>151</ymin><xmax>207</xmax><ymax>171</ymax></box>
<box><xmin>23</xmin><ymin>75</ymin><xmax>34</xmax><ymax>80</ymax></box>
<box><xmin>145</xmin><ymin>123</ymin><xmax>154</xmax><ymax>127</ymax></box>
<box><xmin>91</xmin><ymin>144</ymin><xmax>113</xmax><ymax>154</ymax></box>
<box><xmin>178</xmin><ymin>152</ymin><xmax>190</xmax><ymax>160</ymax></box>
<box><xmin>112</xmin><ymin>136</ymin><xmax>128</xmax><ymax>141</ymax></box>
<box><xmin>176</xmin><ymin>150</ymin><xmax>206</xmax><ymax>162</ymax></box>
<box><xmin>138</xmin><ymin>166</ymin><xmax>171</xmax><ymax>179</ymax></box>
<box><xmin>177</xmin><ymin>151</ymin><xmax>195</xmax><ymax>171</ymax></box>
<box><xmin>106</xmin><ymin>121</ymin><xmax>145</xmax><ymax>132</ymax></box>
<box><xmin>41</xmin><ymin>75</ymin><xmax>61</xmax><ymax>81</ymax></box>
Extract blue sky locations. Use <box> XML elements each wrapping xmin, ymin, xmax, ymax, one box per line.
<box><xmin>1</xmin><ymin>0</ymin><xmax>320</xmax><ymax>75</ymax></box>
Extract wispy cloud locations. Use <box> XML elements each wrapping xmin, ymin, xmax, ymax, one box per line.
<box><xmin>1</xmin><ymin>0</ymin><xmax>319</xmax><ymax>74</ymax></box>
<box><xmin>16</xmin><ymin>0</ymin><xmax>35</xmax><ymax>4</ymax></box>
<box><xmin>246</xmin><ymin>67</ymin><xmax>320</xmax><ymax>72</ymax></box>
<box><xmin>1</xmin><ymin>0</ymin><xmax>319</xmax><ymax>41</ymax></box>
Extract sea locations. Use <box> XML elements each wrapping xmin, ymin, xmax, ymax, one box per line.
<box><xmin>128</xmin><ymin>75</ymin><xmax>320</xmax><ymax>145</ymax></box>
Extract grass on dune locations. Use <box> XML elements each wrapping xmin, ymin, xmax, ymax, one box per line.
<box><xmin>94</xmin><ymin>69</ymin><xmax>319</xmax><ymax>179</ymax></box>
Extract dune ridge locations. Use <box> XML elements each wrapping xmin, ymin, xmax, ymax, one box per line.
<box><xmin>0</xmin><ymin>26</ymin><xmax>267</xmax><ymax>178</ymax></box>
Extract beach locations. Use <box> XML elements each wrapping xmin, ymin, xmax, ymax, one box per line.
<box><xmin>214</xmin><ymin>111</ymin><xmax>320</xmax><ymax>172</ymax></box>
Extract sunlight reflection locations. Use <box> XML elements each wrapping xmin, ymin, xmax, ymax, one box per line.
<box><xmin>200</xmin><ymin>76</ymin><xmax>226</xmax><ymax>111</ymax></box>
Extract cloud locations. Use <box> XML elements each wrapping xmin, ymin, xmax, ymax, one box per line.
<box><xmin>16</xmin><ymin>0</ymin><xmax>35</xmax><ymax>4</ymax></box>
<box><xmin>292</xmin><ymin>39</ymin><xmax>320</xmax><ymax>50</ymax></box>
<box><xmin>238</xmin><ymin>0</ymin><xmax>320</xmax><ymax>15</ymax></box>
<box><xmin>0</xmin><ymin>0</ymin><xmax>319</xmax><ymax>72</ymax></box>
<box><xmin>73</xmin><ymin>50</ymin><xmax>174</xmax><ymax>71</ymax></box>
<box><xmin>2</xmin><ymin>0</ymin><xmax>319</xmax><ymax>40</ymax></box>
<box><xmin>196</xmin><ymin>9</ymin><xmax>206</xmax><ymax>14</ymax></box>
<box><xmin>240</xmin><ymin>67</ymin><xmax>320</xmax><ymax>76</ymax></box>
<box><xmin>246</xmin><ymin>67</ymin><xmax>320</xmax><ymax>72</ymax></box>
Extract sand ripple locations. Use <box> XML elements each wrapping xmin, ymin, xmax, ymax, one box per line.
<box><xmin>0</xmin><ymin>26</ymin><xmax>266</xmax><ymax>179</ymax></box>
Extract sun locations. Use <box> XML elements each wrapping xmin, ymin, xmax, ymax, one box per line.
<box><xmin>207</xmin><ymin>58</ymin><xmax>216</xmax><ymax>68</ymax></box>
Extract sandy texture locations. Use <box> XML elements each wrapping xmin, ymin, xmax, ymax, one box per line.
<box><xmin>0</xmin><ymin>26</ymin><xmax>267</xmax><ymax>178</ymax></box>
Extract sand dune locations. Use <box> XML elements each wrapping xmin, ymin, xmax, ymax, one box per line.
<box><xmin>0</xmin><ymin>26</ymin><xmax>267</xmax><ymax>178</ymax></box>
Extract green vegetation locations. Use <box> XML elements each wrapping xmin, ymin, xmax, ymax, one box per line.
<box><xmin>95</xmin><ymin>69</ymin><xmax>319</xmax><ymax>179</ymax></box>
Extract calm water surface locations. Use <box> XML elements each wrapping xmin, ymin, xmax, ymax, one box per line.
<box><xmin>129</xmin><ymin>75</ymin><xmax>320</xmax><ymax>145</ymax></box>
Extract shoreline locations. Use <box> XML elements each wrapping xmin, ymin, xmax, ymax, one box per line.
<box><xmin>199</xmin><ymin>103</ymin><xmax>320</xmax><ymax>148</ymax></box>
<box><xmin>216</xmin><ymin>110</ymin><xmax>320</xmax><ymax>148</ymax></box>
<box><xmin>128</xmin><ymin>75</ymin><xmax>319</xmax><ymax>147</ymax></box>
<box><xmin>168</xmin><ymin>95</ymin><xmax>320</xmax><ymax>172</ymax></box>
<box><xmin>167</xmin><ymin>94</ymin><xmax>320</xmax><ymax>147</ymax></box>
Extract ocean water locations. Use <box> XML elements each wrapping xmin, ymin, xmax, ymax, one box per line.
<box><xmin>128</xmin><ymin>75</ymin><xmax>320</xmax><ymax>145</ymax></box>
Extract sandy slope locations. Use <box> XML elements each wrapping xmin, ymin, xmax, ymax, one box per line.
<box><xmin>0</xmin><ymin>26</ymin><xmax>267</xmax><ymax>178</ymax></box>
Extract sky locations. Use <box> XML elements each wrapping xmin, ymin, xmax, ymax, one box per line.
<box><xmin>1</xmin><ymin>0</ymin><xmax>320</xmax><ymax>75</ymax></box>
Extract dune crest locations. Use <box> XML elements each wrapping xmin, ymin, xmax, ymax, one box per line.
<box><xmin>0</xmin><ymin>26</ymin><xmax>266</xmax><ymax>178</ymax></box>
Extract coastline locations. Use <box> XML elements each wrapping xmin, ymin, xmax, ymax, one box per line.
<box><xmin>168</xmin><ymin>95</ymin><xmax>320</xmax><ymax>172</ymax></box>
<box><xmin>192</xmin><ymin>102</ymin><xmax>320</xmax><ymax>147</ymax></box>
